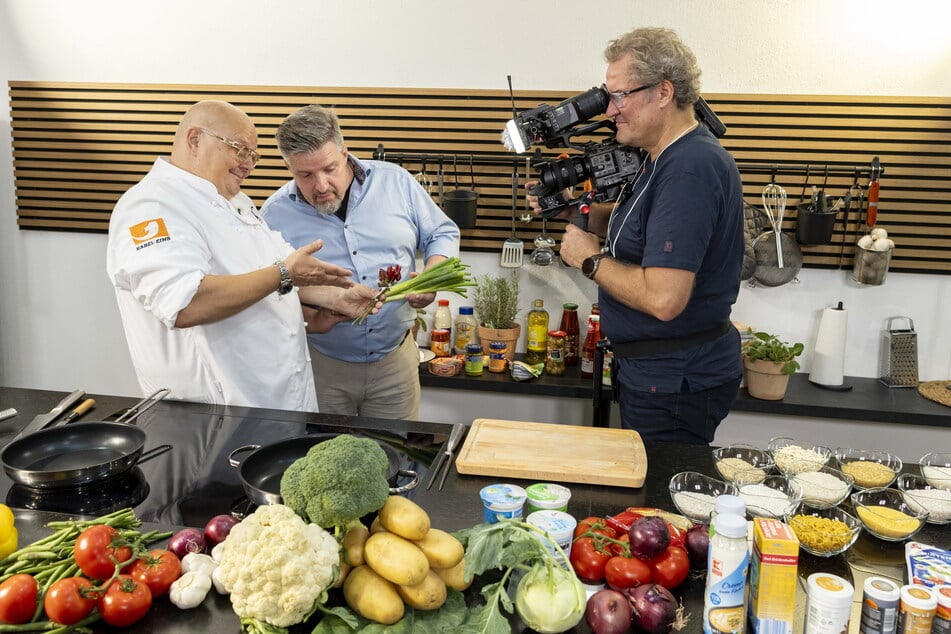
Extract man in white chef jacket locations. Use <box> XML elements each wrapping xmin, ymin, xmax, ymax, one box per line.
<box><xmin>106</xmin><ymin>100</ymin><xmax>380</xmax><ymax>410</ymax></box>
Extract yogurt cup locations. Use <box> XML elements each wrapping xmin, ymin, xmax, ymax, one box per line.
<box><xmin>526</xmin><ymin>510</ymin><xmax>577</xmax><ymax>566</ymax></box>
<box><xmin>525</xmin><ymin>482</ymin><xmax>572</xmax><ymax>515</ymax></box>
<box><xmin>480</xmin><ymin>484</ymin><xmax>527</xmax><ymax>524</ymax></box>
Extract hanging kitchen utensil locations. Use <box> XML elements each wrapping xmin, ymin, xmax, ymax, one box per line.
<box><xmin>500</xmin><ymin>168</ymin><xmax>524</xmax><ymax>268</ymax></box>
<box><xmin>753</xmin><ymin>179</ymin><xmax>802</xmax><ymax>286</ymax></box>
<box><xmin>442</xmin><ymin>155</ymin><xmax>477</xmax><ymax>229</ymax></box>
<box><xmin>414</xmin><ymin>156</ymin><xmax>432</xmax><ymax>194</ymax></box>
<box><xmin>437</xmin><ymin>156</ymin><xmax>444</xmax><ymax>204</ymax></box>
<box><xmin>520</xmin><ymin>157</ymin><xmax>534</xmax><ymax>223</ymax></box>
<box><xmin>866</xmin><ymin>156</ymin><xmax>882</xmax><ymax>229</ymax></box>
<box><xmin>530</xmin><ymin>218</ymin><xmax>556</xmax><ymax>266</ymax></box>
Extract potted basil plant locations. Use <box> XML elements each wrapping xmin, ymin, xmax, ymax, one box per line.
<box><xmin>741</xmin><ymin>331</ymin><xmax>804</xmax><ymax>400</ymax></box>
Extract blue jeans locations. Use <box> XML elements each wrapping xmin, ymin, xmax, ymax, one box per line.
<box><xmin>617</xmin><ymin>376</ymin><xmax>742</xmax><ymax>445</ymax></box>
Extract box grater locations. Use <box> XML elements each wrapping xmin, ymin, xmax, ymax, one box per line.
<box><xmin>879</xmin><ymin>316</ymin><xmax>918</xmax><ymax>387</ymax></box>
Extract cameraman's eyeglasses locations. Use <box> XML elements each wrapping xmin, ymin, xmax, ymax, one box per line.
<box><xmin>200</xmin><ymin>129</ymin><xmax>261</xmax><ymax>165</ymax></box>
<box><xmin>602</xmin><ymin>83</ymin><xmax>657</xmax><ymax>109</ymax></box>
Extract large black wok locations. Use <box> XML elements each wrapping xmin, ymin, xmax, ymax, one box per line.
<box><xmin>0</xmin><ymin>389</ymin><xmax>169</xmax><ymax>490</ymax></box>
<box><xmin>229</xmin><ymin>433</ymin><xmax>419</xmax><ymax>506</ymax></box>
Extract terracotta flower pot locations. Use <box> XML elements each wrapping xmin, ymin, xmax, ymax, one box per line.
<box><xmin>743</xmin><ymin>357</ymin><xmax>791</xmax><ymax>400</ymax></box>
<box><xmin>478</xmin><ymin>324</ymin><xmax>521</xmax><ymax>362</ymax></box>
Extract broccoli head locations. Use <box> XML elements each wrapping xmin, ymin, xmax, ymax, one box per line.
<box><xmin>279</xmin><ymin>434</ymin><xmax>390</xmax><ymax>530</ymax></box>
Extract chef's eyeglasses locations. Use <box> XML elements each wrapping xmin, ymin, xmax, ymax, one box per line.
<box><xmin>602</xmin><ymin>83</ymin><xmax>657</xmax><ymax>109</ymax></box>
<box><xmin>200</xmin><ymin>128</ymin><xmax>261</xmax><ymax>165</ymax></box>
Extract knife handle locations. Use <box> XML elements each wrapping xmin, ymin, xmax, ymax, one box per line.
<box><xmin>63</xmin><ymin>398</ymin><xmax>95</xmax><ymax>424</ymax></box>
<box><xmin>0</xmin><ymin>408</ymin><xmax>17</xmax><ymax>422</ymax></box>
<box><xmin>50</xmin><ymin>389</ymin><xmax>86</xmax><ymax>416</ymax></box>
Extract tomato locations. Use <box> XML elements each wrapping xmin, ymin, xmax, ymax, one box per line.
<box><xmin>608</xmin><ymin>532</ymin><xmax>630</xmax><ymax>557</ymax></box>
<box><xmin>44</xmin><ymin>577</ymin><xmax>97</xmax><ymax>625</ymax></box>
<box><xmin>667</xmin><ymin>523</ymin><xmax>687</xmax><ymax>550</ymax></box>
<box><xmin>574</xmin><ymin>516</ymin><xmax>616</xmax><ymax>539</ymax></box>
<box><xmin>603</xmin><ymin>556</ymin><xmax>652</xmax><ymax>590</ymax></box>
<box><xmin>0</xmin><ymin>574</ymin><xmax>38</xmax><ymax>624</ymax></box>
<box><xmin>73</xmin><ymin>525</ymin><xmax>133</xmax><ymax>580</ymax></box>
<box><xmin>97</xmin><ymin>575</ymin><xmax>152</xmax><ymax>627</ymax></box>
<box><xmin>648</xmin><ymin>546</ymin><xmax>690</xmax><ymax>590</ymax></box>
<box><xmin>128</xmin><ymin>549</ymin><xmax>181</xmax><ymax>597</ymax></box>
<box><xmin>569</xmin><ymin>537</ymin><xmax>612</xmax><ymax>583</ymax></box>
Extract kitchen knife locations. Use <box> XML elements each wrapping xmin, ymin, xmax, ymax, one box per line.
<box><xmin>12</xmin><ymin>389</ymin><xmax>85</xmax><ymax>441</ymax></box>
<box><xmin>437</xmin><ymin>423</ymin><xmax>467</xmax><ymax>490</ymax></box>
<box><xmin>62</xmin><ymin>398</ymin><xmax>96</xmax><ymax>424</ymax></box>
<box><xmin>0</xmin><ymin>408</ymin><xmax>17</xmax><ymax>423</ymax></box>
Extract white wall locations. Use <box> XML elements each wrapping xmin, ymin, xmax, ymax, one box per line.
<box><xmin>1</xmin><ymin>1</ymin><xmax>949</xmax><ymax>451</ymax></box>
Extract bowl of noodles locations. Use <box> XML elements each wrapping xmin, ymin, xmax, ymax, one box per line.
<box><xmin>786</xmin><ymin>502</ymin><xmax>861</xmax><ymax>557</ymax></box>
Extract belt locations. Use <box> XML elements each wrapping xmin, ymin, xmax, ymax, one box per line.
<box><xmin>608</xmin><ymin>321</ymin><xmax>731</xmax><ymax>359</ymax></box>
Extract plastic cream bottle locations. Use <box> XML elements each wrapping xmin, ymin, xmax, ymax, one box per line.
<box><xmin>703</xmin><ymin>513</ymin><xmax>750</xmax><ymax>633</ymax></box>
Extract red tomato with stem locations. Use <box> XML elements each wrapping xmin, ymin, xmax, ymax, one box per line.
<box><xmin>73</xmin><ymin>525</ymin><xmax>133</xmax><ymax>580</ymax></box>
<box><xmin>569</xmin><ymin>537</ymin><xmax>612</xmax><ymax>583</ymax></box>
<box><xmin>603</xmin><ymin>556</ymin><xmax>652</xmax><ymax>590</ymax></box>
<box><xmin>608</xmin><ymin>532</ymin><xmax>630</xmax><ymax>557</ymax></box>
<box><xmin>648</xmin><ymin>546</ymin><xmax>690</xmax><ymax>590</ymax></box>
<box><xmin>97</xmin><ymin>575</ymin><xmax>152</xmax><ymax>627</ymax></box>
<box><xmin>0</xmin><ymin>574</ymin><xmax>38</xmax><ymax>624</ymax></box>
<box><xmin>44</xmin><ymin>577</ymin><xmax>97</xmax><ymax>625</ymax></box>
<box><xmin>128</xmin><ymin>549</ymin><xmax>181</xmax><ymax>597</ymax></box>
<box><xmin>574</xmin><ymin>517</ymin><xmax>616</xmax><ymax>539</ymax></box>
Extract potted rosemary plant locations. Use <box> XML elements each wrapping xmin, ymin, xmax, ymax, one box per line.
<box><xmin>741</xmin><ymin>331</ymin><xmax>804</xmax><ymax>400</ymax></box>
<box><xmin>472</xmin><ymin>272</ymin><xmax>521</xmax><ymax>361</ymax></box>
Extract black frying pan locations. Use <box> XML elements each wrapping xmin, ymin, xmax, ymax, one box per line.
<box><xmin>0</xmin><ymin>389</ymin><xmax>169</xmax><ymax>490</ymax></box>
<box><xmin>229</xmin><ymin>433</ymin><xmax>419</xmax><ymax>507</ymax></box>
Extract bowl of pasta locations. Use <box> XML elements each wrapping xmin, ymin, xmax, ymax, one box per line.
<box><xmin>786</xmin><ymin>502</ymin><xmax>861</xmax><ymax>557</ymax></box>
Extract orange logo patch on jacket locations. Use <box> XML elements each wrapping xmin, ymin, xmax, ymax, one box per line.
<box><xmin>129</xmin><ymin>218</ymin><xmax>170</xmax><ymax>248</ymax></box>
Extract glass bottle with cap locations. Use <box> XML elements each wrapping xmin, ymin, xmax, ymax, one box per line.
<box><xmin>525</xmin><ymin>299</ymin><xmax>549</xmax><ymax>365</ymax></box>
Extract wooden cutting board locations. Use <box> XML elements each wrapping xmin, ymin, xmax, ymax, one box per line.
<box><xmin>454</xmin><ymin>418</ymin><xmax>647</xmax><ymax>487</ymax></box>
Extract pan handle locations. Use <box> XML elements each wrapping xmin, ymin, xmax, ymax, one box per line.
<box><xmin>114</xmin><ymin>388</ymin><xmax>170</xmax><ymax>424</ymax></box>
<box><xmin>389</xmin><ymin>469</ymin><xmax>419</xmax><ymax>494</ymax></box>
<box><xmin>229</xmin><ymin>444</ymin><xmax>261</xmax><ymax>467</ymax></box>
<box><xmin>137</xmin><ymin>444</ymin><xmax>173</xmax><ymax>465</ymax></box>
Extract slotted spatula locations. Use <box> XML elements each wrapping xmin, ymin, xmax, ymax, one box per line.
<box><xmin>500</xmin><ymin>169</ymin><xmax>523</xmax><ymax>267</ymax></box>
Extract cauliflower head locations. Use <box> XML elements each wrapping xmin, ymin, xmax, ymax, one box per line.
<box><xmin>217</xmin><ymin>504</ymin><xmax>340</xmax><ymax>627</ymax></box>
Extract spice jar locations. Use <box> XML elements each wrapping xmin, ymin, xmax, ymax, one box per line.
<box><xmin>430</xmin><ymin>328</ymin><xmax>451</xmax><ymax>357</ymax></box>
<box><xmin>546</xmin><ymin>330</ymin><xmax>567</xmax><ymax>376</ymax></box>
<box><xmin>465</xmin><ymin>343</ymin><xmax>484</xmax><ymax>376</ymax></box>
<box><xmin>487</xmin><ymin>341</ymin><xmax>508</xmax><ymax>373</ymax></box>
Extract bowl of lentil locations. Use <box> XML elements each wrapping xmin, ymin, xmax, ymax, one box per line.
<box><xmin>668</xmin><ymin>471</ymin><xmax>737</xmax><ymax>523</ymax></box>
<box><xmin>768</xmin><ymin>437</ymin><xmax>832</xmax><ymax>475</ymax></box>
<box><xmin>834</xmin><ymin>447</ymin><xmax>902</xmax><ymax>489</ymax></box>
<box><xmin>791</xmin><ymin>463</ymin><xmax>854</xmax><ymax>508</ymax></box>
<box><xmin>851</xmin><ymin>487</ymin><xmax>929</xmax><ymax>542</ymax></box>
<box><xmin>712</xmin><ymin>444</ymin><xmax>774</xmax><ymax>483</ymax></box>
<box><xmin>736</xmin><ymin>474</ymin><xmax>803</xmax><ymax>519</ymax></box>
<box><xmin>896</xmin><ymin>473</ymin><xmax>951</xmax><ymax>524</ymax></box>
<box><xmin>786</xmin><ymin>502</ymin><xmax>861</xmax><ymax>557</ymax></box>
<box><xmin>919</xmin><ymin>452</ymin><xmax>951</xmax><ymax>490</ymax></box>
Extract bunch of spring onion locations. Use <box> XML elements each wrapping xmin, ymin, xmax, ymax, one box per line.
<box><xmin>353</xmin><ymin>257</ymin><xmax>475</xmax><ymax>324</ymax></box>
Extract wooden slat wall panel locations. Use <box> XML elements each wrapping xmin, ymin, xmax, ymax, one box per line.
<box><xmin>9</xmin><ymin>82</ymin><xmax>950</xmax><ymax>274</ymax></box>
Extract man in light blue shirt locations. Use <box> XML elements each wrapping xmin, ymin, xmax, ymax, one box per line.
<box><xmin>262</xmin><ymin>105</ymin><xmax>460</xmax><ymax>419</ymax></box>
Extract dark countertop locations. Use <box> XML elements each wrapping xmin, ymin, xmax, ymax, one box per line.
<box><xmin>1</xmin><ymin>386</ymin><xmax>948</xmax><ymax>633</ymax></box>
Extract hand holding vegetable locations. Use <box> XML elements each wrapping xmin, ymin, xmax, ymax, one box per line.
<box><xmin>353</xmin><ymin>257</ymin><xmax>475</xmax><ymax>324</ymax></box>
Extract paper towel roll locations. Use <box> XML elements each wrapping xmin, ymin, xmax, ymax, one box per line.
<box><xmin>810</xmin><ymin>305</ymin><xmax>848</xmax><ymax>386</ymax></box>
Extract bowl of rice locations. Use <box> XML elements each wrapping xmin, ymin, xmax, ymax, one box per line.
<box><xmin>851</xmin><ymin>487</ymin><xmax>928</xmax><ymax>542</ymax></box>
<box><xmin>668</xmin><ymin>471</ymin><xmax>737</xmax><ymax>523</ymax></box>
<box><xmin>895</xmin><ymin>473</ymin><xmax>951</xmax><ymax>525</ymax></box>
<box><xmin>768</xmin><ymin>437</ymin><xmax>832</xmax><ymax>475</ymax></box>
<box><xmin>712</xmin><ymin>444</ymin><xmax>774</xmax><ymax>483</ymax></box>
<box><xmin>736</xmin><ymin>474</ymin><xmax>802</xmax><ymax>519</ymax></box>
<box><xmin>786</xmin><ymin>502</ymin><xmax>861</xmax><ymax>557</ymax></box>
<box><xmin>791</xmin><ymin>463</ymin><xmax>854</xmax><ymax>508</ymax></box>
<box><xmin>919</xmin><ymin>452</ymin><xmax>951</xmax><ymax>490</ymax></box>
<box><xmin>834</xmin><ymin>447</ymin><xmax>902</xmax><ymax>489</ymax></box>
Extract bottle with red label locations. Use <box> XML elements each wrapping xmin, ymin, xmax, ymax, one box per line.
<box><xmin>559</xmin><ymin>303</ymin><xmax>580</xmax><ymax>367</ymax></box>
<box><xmin>580</xmin><ymin>314</ymin><xmax>601</xmax><ymax>379</ymax></box>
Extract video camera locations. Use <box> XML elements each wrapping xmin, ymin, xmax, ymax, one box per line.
<box><xmin>502</xmin><ymin>86</ymin><xmax>727</xmax><ymax>219</ymax></box>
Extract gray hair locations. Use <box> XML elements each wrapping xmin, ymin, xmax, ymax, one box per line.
<box><xmin>604</xmin><ymin>27</ymin><xmax>701</xmax><ymax>108</ymax></box>
<box><xmin>275</xmin><ymin>105</ymin><xmax>345</xmax><ymax>158</ymax></box>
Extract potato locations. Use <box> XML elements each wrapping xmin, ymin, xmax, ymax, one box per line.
<box><xmin>343</xmin><ymin>565</ymin><xmax>404</xmax><ymax>625</ymax></box>
<box><xmin>397</xmin><ymin>569</ymin><xmax>447</xmax><ymax>611</ymax></box>
<box><xmin>378</xmin><ymin>495</ymin><xmax>430</xmax><ymax>540</ymax></box>
<box><xmin>369</xmin><ymin>516</ymin><xmax>387</xmax><ymax>534</ymax></box>
<box><xmin>332</xmin><ymin>560</ymin><xmax>352</xmax><ymax>588</ymax></box>
<box><xmin>364</xmin><ymin>531</ymin><xmax>429</xmax><ymax>586</ymax></box>
<box><xmin>342</xmin><ymin>523</ymin><xmax>370</xmax><ymax>566</ymax></box>
<box><xmin>433</xmin><ymin>557</ymin><xmax>472</xmax><ymax>591</ymax></box>
<box><xmin>413</xmin><ymin>527</ymin><xmax>464</xmax><ymax>569</ymax></box>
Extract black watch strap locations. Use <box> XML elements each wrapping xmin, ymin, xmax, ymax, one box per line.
<box><xmin>583</xmin><ymin>253</ymin><xmax>608</xmax><ymax>279</ymax></box>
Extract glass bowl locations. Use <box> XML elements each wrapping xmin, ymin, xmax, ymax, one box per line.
<box><xmin>896</xmin><ymin>473</ymin><xmax>951</xmax><ymax>524</ymax></box>
<box><xmin>712</xmin><ymin>444</ymin><xmax>774</xmax><ymax>483</ymax></box>
<box><xmin>786</xmin><ymin>502</ymin><xmax>861</xmax><ymax>557</ymax></box>
<box><xmin>851</xmin><ymin>487</ymin><xmax>929</xmax><ymax>542</ymax></box>
<box><xmin>834</xmin><ymin>447</ymin><xmax>902</xmax><ymax>489</ymax></box>
<box><xmin>768</xmin><ymin>437</ymin><xmax>832</xmax><ymax>475</ymax></box>
<box><xmin>668</xmin><ymin>471</ymin><xmax>737</xmax><ymax>523</ymax></box>
<box><xmin>919</xmin><ymin>452</ymin><xmax>951</xmax><ymax>490</ymax></box>
<box><xmin>737</xmin><ymin>474</ymin><xmax>803</xmax><ymax>519</ymax></box>
<box><xmin>791</xmin><ymin>464</ymin><xmax>854</xmax><ymax>508</ymax></box>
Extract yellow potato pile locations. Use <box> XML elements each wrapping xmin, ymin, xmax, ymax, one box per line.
<box><xmin>341</xmin><ymin>495</ymin><xmax>470</xmax><ymax>625</ymax></box>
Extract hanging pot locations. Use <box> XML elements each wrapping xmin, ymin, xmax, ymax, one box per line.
<box><xmin>443</xmin><ymin>155</ymin><xmax>477</xmax><ymax>229</ymax></box>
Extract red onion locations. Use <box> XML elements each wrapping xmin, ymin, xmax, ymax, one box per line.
<box><xmin>684</xmin><ymin>524</ymin><xmax>711</xmax><ymax>570</ymax></box>
<box><xmin>204</xmin><ymin>514</ymin><xmax>240</xmax><ymax>546</ymax></box>
<box><xmin>628</xmin><ymin>516</ymin><xmax>671</xmax><ymax>560</ymax></box>
<box><xmin>585</xmin><ymin>588</ymin><xmax>633</xmax><ymax>634</ymax></box>
<box><xmin>628</xmin><ymin>583</ymin><xmax>679</xmax><ymax>634</ymax></box>
<box><xmin>167</xmin><ymin>528</ymin><xmax>206</xmax><ymax>558</ymax></box>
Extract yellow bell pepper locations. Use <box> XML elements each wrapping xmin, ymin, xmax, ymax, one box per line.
<box><xmin>0</xmin><ymin>503</ymin><xmax>17</xmax><ymax>559</ymax></box>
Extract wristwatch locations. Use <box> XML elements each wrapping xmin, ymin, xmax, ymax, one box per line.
<box><xmin>275</xmin><ymin>259</ymin><xmax>293</xmax><ymax>295</ymax></box>
<box><xmin>582</xmin><ymin>253</ymin><xmax>609</xmax><ymax>280</ymax></box>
